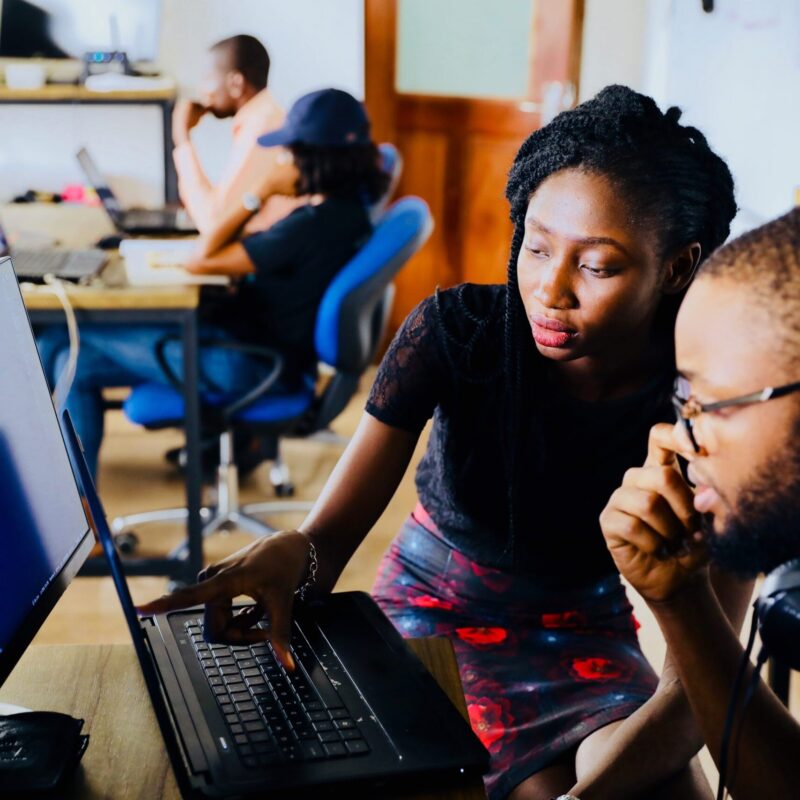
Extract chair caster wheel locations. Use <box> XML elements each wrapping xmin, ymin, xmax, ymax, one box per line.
<box><xmin>115</xmin><ymin>531</ymin><xmax>140</xmax><ymax>556</ymax></box>
<box><xmin>274</xmin><ymin>482</ymin><xmax>295</xmax><ymax>498</ymax></box>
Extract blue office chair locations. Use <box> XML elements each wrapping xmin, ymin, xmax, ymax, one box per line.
<box><xmin>111</xmin><ymin>196</ymin><xmax>432</xmax><ymax>552</ymax></box>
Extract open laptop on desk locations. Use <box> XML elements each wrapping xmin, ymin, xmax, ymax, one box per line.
<box><xmin>76</xmin><ymin>147</ymin><xmax>197</xmax><ymax>235</ymax></box>
<box><xmin>0</xmin><ymin>217</ymin><xmax>107</xmax><ymax>284</ymax></box>
<box><xmin>0</xmin><ymin>255</ymin><xmax>488</xmax><ymax>798</ymax></box>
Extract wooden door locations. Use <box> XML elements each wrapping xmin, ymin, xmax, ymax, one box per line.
<box><xmin>365</xmin><ymin>0</ymin><xmax>584</xmax><ymax>332</ymax></box>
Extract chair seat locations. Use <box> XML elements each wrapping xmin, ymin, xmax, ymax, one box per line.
<box><xmin>123</xmin><ymin>382</ymin><xmax>315</xmax><ymax>428</ymax></box>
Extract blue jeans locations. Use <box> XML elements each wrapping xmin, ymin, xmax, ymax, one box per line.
<box><xmin>36</xmin><ymin>324</ymin><xmax>275</xmax><ymax>478</ymax></box>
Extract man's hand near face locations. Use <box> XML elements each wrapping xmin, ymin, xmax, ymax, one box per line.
<box><xmin>600</xmin><ymin>421</ymin><xmax>799</xmax><ymax>800</ymax></box>
<box><xmin>601</xmin><ymin>422</ymin><xmax>710</xmax><ymax>604</ymax></box>
<box><xmin>172</xmin><ymin>100</ymin><xmax>207</xmax><ymax>147</ymax></box>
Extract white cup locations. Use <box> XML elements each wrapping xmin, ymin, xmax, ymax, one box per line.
<box><xmin>5</xmin><ymin>63</ymin><xmax>47</xmax><ymax>90</ymax></box>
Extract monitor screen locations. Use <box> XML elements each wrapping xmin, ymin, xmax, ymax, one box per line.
<box><xmin>0</xmin><ymin>257</ymin><xmax>93</xmax><ymax>685</ymax></box>
<box><xmin>0</xmin><ymin>0</ymin><xmax>161</xmax><ymax>62</ymax></box>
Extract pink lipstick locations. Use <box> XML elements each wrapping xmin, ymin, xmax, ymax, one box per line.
<box><xmin>531</xmin><ymin>314</ymin><xmax>577</xmax><ymax>348</ymax></box>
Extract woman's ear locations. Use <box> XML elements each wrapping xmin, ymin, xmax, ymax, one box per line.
<box><xmin>662</xmin><ymin>242</ymin><xmax>702</xmax><ymax>295</ymax></box>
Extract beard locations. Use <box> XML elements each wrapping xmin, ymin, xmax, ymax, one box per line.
<box><xmin>703</xmin><ymin>441</ymin><xmax>800</xmax><ymax>578</ymax></box>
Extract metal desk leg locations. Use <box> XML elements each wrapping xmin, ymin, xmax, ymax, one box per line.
<box><xmin>162</xmin><ymin>98</ymin><xmax>178</xmax><ymax>204</ymax></box>
<box><xmin>182</xmin><ymin>310</ymin><xmax>203</xmax><ymax>582</ymax></box>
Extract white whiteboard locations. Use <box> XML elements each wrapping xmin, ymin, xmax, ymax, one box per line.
<box><xmin>644</xmin><ymin>0</ymin><xmax>800</xmax><ymax>236</ymax></box>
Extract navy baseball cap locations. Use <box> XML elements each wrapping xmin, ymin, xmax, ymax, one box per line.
<box><xmin>257</xmin><ymin>88</ymin><xmax>371</xmax><ymax>148</ymax></box>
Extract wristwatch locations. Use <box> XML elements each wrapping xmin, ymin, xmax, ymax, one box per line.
<box><xmin>242</xmin><ymin>191</ymin><xmax>261</xmax><ymax>212</ymax></box>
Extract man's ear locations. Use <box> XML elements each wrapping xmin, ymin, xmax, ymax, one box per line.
<box><xmin>227</xmin><ymin>70</ymin><xmax>245</xmax><ymax>100</ymax></box>
<box><xmin>662</xmin><ymin>242</ymin><xmax>702</xmax><ymax>295</ymax></box>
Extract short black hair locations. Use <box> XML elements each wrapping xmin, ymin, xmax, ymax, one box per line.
<box><xmin>289</xmin><ymin>143</ymin><xmax>390</xmax><ymax>203</ymax></box>
<box><xmin>699</xmin><ymin>207</ymin><xmax>800</xmax><ymax>366</ymax></box>
<box><xmin>501</xmin><ymin>84</ymin><xmax>738</xmax><ymax>566</ymax></box>
<box><xmin>211</xmin><ymin>34</ymin><xmax>270</xmax><ymax>91</ymax></box>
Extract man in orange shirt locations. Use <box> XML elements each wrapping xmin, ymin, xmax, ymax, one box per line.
<box><xmin>172</xmin><ymin>34</ymin><xmax>300</xmax><ymax>235</ymax></box>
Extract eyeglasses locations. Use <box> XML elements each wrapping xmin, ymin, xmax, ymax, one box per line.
<box><xmin>671</xmin><ymin>376</ymin><xmax>800</xmax><ymax>453</ymax></box>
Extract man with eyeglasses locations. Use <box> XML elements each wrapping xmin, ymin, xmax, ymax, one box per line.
<box><xmin>600</xmin><ymin>207</ymin><xmax>800</xmax><ymax>800</ymax></box>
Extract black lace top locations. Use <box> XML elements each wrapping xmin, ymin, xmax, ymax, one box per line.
<box><xmin>366</xmin><ymin>283</ymin><xmax>675</xmax><ymax>584</ymax></box>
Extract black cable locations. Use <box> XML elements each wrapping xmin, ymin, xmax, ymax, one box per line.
<box><xmin>726</xmin><ymin>645</ymin><xmax>769</xmax><ymax>796</ymax></box>
<box><xmin>716</xmin><ymin>602</ymin><xmax>759</xmax><ymax>800</ymax></box>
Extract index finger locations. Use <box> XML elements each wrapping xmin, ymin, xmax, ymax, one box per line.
<box><xmin>137</xmin><ymin>576</ymin><xmax>230</xmax><ymax>615</ymax></box>
<box><xmin>644</xmin><ymin>423</ymin><xmax>682</xmax><ymax>468</ymax></box>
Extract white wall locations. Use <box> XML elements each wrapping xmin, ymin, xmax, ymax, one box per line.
<box><xmin>642</xmin><ymin>0</ymin><xmax>800</xmax><ymax>233</ymax></box>
<box><xmin>580</xmin><ymin>0</ymin><xmax>800</xmax><ymax>234</ymax></box>
<box><xmin>579</xmin><ymin>0</ymin><xmax>648</xmax><ymax>101</ymax></box>
<box><xmin>0</xmin><ymin>0</ymin><xmax>364</xmax><ymax>205</ymax></box>
<box><xmin>158</xmin><ymin>0</ymin><xmax>364</xmax><ymax>183</ymax></box>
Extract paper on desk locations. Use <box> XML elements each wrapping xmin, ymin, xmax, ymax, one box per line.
<box><xmin>120</xmin><ymin>239</ymin><xmax>230</xmax><ymax>286</ymax></box>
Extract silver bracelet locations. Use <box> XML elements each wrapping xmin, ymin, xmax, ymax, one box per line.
<box><xmin>294</xmin><ymin>535</ymin><xmax>318</xmax><ymax>601</ymax></box>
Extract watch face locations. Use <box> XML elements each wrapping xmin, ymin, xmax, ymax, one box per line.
<box><xmin>242</xmin><ymin>192</ymin><xmax>260</xmax><ymax>212</ymax></box>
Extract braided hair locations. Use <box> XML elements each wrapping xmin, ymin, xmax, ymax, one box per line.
<box><xmin>501</xmin><ymin>84</ymin><xmax>737</xmax><ymax>566</ymax></box>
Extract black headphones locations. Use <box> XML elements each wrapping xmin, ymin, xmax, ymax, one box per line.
<box><xmin>755</xmin><ymin>557</ymin><xmax>800</xmax><ymax>669</ymax></box>
<box><xmin>715</xmin><ymin>557</ymin><xmax>800</xmax><ymax>800</ymax></box>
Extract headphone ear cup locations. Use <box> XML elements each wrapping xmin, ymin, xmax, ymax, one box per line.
<box><xmin>758</xmin><ymin>591</ymin><xmax>800</xmax><ymax>670</ymax></box>
<box><xmin>758</xmin><ymin>558</ymin><xmax>800</xmax><ymax>670</ymax></box>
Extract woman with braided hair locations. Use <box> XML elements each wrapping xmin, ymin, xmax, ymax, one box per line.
<box><xmin>141</xmin><ymin>85</ymin><xmax>744</xmax><ymax>798</ymax></box>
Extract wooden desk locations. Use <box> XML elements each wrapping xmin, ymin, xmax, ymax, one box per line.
<box><xmin>0</xmin><ymin>85</ymin><xmax>178</xmax><ymax>202</ymax></box>
<box><xmin>7</xmin><ymin>203</ymin><xmax>205</xmax><ymax>583</ymax></box>
<box><xmin>0</xmin><ymin>639</ymin><xmax>487</xmax><ymax>800</ymax></box>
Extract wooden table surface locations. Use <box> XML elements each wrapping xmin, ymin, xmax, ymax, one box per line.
<box><xmin>0</xmin><ymin>85</ymin><xmax>176</xmax><ymax>102</ymax></box>
<box><xmin>0</xmin><ymin>639</ymin><xmax>487</xmax><ymax>800</ymax></box>
<box><xmin>4</xmin><ymin>203</ymin><xmax>201</xmax><ymax>310</ymax></box>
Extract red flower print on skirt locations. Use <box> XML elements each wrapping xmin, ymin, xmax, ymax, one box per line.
<box><xmin>541</xmin><ymin>610</ymin><xmax>588</xmax><ymax>629</ymax></box>
<box><xmin>568</xmin><ymin>656</ymin><xmax>634</xmax><ymax>683</ymax></box>
<box><xmin>456</xmin><ymin>627</ymin><xmax>508</xmax><ymax>647</ymax></box>
<box><xmin>409</xmin><ymin>594</ymin><xmax>454</xmax><ymax>611</ymax></box>
<box><xmin>465</xmin><ymin>679</ymin><xmax>516</xmax><ymax>754</ymax></box>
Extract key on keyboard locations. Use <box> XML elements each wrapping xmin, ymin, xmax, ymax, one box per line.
<box><xmin>184</xmin><ymin>618</ymin><xmax>371</xmax><ymax>768</ymax></box>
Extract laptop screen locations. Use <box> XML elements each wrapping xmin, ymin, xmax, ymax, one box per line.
<box><xmin>76</xmin><ymin>147</ymin><xmax>124</xmax><ymax>221</ymax></box>
<box><xmin>0</xmin><ymin>257</ymin><xmax>93</xmax><ymax>683</ymax></box>
<box><xmin>0</xmin><ymin>218</ymin><xmax>11</xmax><ymax>258</ymax></box>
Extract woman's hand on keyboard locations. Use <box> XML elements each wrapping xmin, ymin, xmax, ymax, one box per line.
<box><xmin>137</xmin><ymin>530</ymin><xmax>313</xmax><ymax>669</ymax></box>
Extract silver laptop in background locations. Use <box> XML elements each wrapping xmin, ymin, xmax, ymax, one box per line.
<box><xmin>76</xmin><ymin>147</ymin><xmax>197</xmax><ymax>235</ymax></box>
<box><xmin>0</xmin><ymin>217</ymin><xmax>107</xmax><ymax>283</ymax></box>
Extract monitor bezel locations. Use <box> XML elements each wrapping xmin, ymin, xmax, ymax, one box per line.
<box><xmin>0</xmin><ymin>256</ymin><xmax>95</xmax><ymax>690</ymax></box>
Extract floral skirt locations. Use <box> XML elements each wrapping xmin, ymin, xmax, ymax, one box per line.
<box><xmin>372</xmin><ymin>505</ymin><xmax>659</xmax><ymax>800</ymax></box>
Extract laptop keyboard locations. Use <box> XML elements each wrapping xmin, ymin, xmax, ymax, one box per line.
<box><xmin>184</xmin><ymin>618</ymin><xmax>371</xmax><ymax>768</ymax></box>
<box><xmin>14</xmin><ymin>249</ymin><xmax>107</xmax><ymax>280</ymax></box>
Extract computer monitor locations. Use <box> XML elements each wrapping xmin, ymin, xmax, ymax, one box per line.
<box><xmin>0</xmin><ymin>256</ymin><xmax>94</xmax><ymax>688</ymax></box>
<box><xmin>0</xmin><ymin>0</ymin><xmax>161</xmax><ymax>62</ymax></box>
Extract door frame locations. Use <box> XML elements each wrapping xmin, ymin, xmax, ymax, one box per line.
<box><xmin>365</xmin><ymin>0</ymin><xmax>585</xmax><ymax>143</ymax></box>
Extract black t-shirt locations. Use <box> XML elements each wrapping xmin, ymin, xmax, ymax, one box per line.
<box><xmin>203</xmin><ymin>197</ymin><xmax>371</xmax><ymax>371</ymax></box>
<box><xmin>366</xmin><ymin>283</ymin><xmax>675</xmax><ymax>585</ymax></box>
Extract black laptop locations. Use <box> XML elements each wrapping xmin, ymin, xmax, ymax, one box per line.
<box><xmin>0</xmin><ymin>255</ymin><xmax>489</xmax><ymax>798</ymax></box>
<box><xmin>76</xmin><ymin>147</ymin><xmax>197</xmax><ymax>235</ymax></box>
<box><xmin>0</xmin><ymin>217</ymin><xmax>107</xmax><ymax>283</ymax></box>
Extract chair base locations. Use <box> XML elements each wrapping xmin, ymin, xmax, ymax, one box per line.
<box><xmin>110</xmin><ymin>430</ymin><xmax>313</xmax><ymax>561</ymax></box>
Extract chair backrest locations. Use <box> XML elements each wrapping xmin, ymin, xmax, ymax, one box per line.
<box><xmin>314</xmin><ymin>196</ymin><xmax>432</xmax><ymax>375</ymax></box>
<box><xmin>369</xmin><ymin>143</ymin><xmax>404</xmax><ymax>223</ymax></box>
<box><xmin>306</xmin><ymin>197</ymin><xmax>431</xmax><ymax>432</ymax></box>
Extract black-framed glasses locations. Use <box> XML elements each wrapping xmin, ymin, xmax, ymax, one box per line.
<box><xmin>671</xmin><ymin>376</ymin><xmax>800</xmax><ymax>453</ymax></box>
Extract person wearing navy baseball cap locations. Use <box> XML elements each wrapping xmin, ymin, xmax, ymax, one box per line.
<box><xmin>256</xmin><ymin>88</ymin><xmax>372</xmax><ymax>148</ymax></box>
<box><xmin>37</xmin><ymin>88</ymin><xmax>390</xmax><ymax>479</ymax></box>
